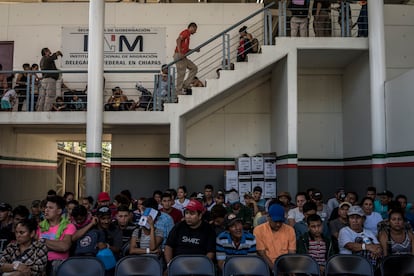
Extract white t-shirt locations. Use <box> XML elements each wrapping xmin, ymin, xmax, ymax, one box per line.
<box><xmin>287</xmin><ymin>207</ymin><xmax>304</xmax><ymax>223</ymax></box>
<box><xmin>173</xmin><ymin>198</ymin><xmax>190</xmax><ymax>214</ymax></box>
<box><xmin>338</xmin><ymin>226</ymin><xmax>379</xmax><ymax>254</ymax></box>
<box><xmin>1</xmin><ymin>89</ymin><xmax>17</xmax><ymax>101</ymax></box>
<box><xmin>364</xmin><ymin>212</ymin><xmax>383</xmax><ymax>235</ymax></box>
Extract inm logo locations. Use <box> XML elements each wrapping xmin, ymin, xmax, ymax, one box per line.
<box><xmin>83</xmin><ymin>34</ymin><xmax>144</xmax><ymax>52</ymax></box>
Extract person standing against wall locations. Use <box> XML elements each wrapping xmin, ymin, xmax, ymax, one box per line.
<box><xmin>173</xmin><ymin>22</ymin><xmax>198</xmax><ymax>95</ymax></box>
<box><xmin>39</xmin><ymin>48</ymin><xmax>62</xmax><ymax>111</ymax></box>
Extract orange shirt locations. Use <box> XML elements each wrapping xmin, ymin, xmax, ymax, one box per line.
<box><xmin>253</xmin><ymin>222</ymin><xmax>296</xmax><ymax>263</ymax></box>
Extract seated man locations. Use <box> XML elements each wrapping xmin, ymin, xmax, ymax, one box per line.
<box><xmin>71</xmin><ymin>205</ymin><xmax>106</xmax><ymax>256</ymax></box>
<box><xmin>253</xmin><ymin>203</ymin><xmax>296</xmax><ymax>271</ymax></box>
<box><xmin>164</xmin><ymin>200</ymin><xmax>216</xmax><ymax>264</ymax></box>
<box><xmin>226</xmin><ymin>190</ymin><xmax>253</xmax><ymax>231</ymax></box>
<box><xmin>297</xmin><ymin>214</ymin><xmax>337</xmax><ymax>274</ymax></box>
<box><xmin>38</xmin><ymin>195</ymin><xmax>76</xmax><ymax>275</ymax></box>
<box><xmin>104</xmin><ymin>86</ymin><xmax>133</xmax><ymax>111</ymax></box>
<box><xmin>216</xmin><ymin>212</ymin><xmax>256</xmax><ymax>271</ymax></box>
<box><xmin>50</xmin><ymin>96</ymin><xmax>68</xmax><ymax>111</ymax></box>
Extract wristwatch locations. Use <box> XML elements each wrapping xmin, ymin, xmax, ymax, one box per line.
<box><xmin>361</xmin><ymin>243</ymin><xmax>366</xmax><ymax>250</ymax></box>
<box><xmin>12</xmin><ymin>261</ymin><xmax>20</xmax><ymax>271</ymax></box>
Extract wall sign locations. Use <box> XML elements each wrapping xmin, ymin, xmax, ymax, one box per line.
<box><xmin>61</xmin><ymin>26</ymin><xmax>166</xmax><ymax>68</ymax></box>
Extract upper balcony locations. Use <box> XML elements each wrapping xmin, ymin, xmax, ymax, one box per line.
<box><xmin>0</xmin><ymin>1</ymin><xmax>379</xmax><ymax>130</ymax></box>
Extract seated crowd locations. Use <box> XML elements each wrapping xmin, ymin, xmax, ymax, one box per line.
<box><xmin>0</xmin><ymin>185</ymin><xmax>413</xmax><ymax>275</ymax></box>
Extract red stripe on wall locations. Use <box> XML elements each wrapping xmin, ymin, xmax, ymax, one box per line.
<box><xmin>111</xmin><ymin>165</ymin><xmax>169</xmax><ymax>169</ymax></box>
<box><xmin>386</xmin><ymin>162</ymin><xmax>414</xmax><ymax>168</ymax></box>
<box><xmin>277</xmin><ymin>164</ymin><xmax>298</xmax><ymax>169</ymax></box>
<box><xmin>86</xmin><ymin>163</ymin><xmax>102</xmax><ymax>168</ymax></box>
<box><xmin>170</xmin><ymin>163</ymin><xmax>235</xmax><ymax>169</ymax></box>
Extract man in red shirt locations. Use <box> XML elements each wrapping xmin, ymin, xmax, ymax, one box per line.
<box><xmin>174</xmin><ymin>22</ymin><xmax>198</xmax><ymax>95</ymax></box>
<box><xmin>160</xmin><ymin>192</ymin><xmax>183</xmax><ymax>224</ymax></box>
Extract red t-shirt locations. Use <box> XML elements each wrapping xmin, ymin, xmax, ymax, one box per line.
<box><xmin>160</xmin><ymin>207</ymin><xmax>183</xmax><ymax>224</ymax></box>
<box><xmin>175</xmin><ymin>29</ymin><xmax>191</xmax><ymax>55</ymax></box>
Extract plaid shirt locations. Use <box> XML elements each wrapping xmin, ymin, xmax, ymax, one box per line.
<box><xmin>0</xmin><ymin>240</ymin><xmax>48</xmax><ymax>275</ymax></box>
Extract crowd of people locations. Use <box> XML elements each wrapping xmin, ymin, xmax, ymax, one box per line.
<box><xmin>287</xmin><ymin>0</ymin><xmax>368</xmax><ymax>38</ymax></box>
<box><xmin>0</xmin><ymin>185</ymin><xmax>413</xmax><ymax>275</ymax></box>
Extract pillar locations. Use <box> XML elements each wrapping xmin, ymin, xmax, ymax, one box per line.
<box><xmin>368</xmin><ymin>0</ymin><xmax>387</xmax><ymax>191</ymax></box>
<box><xmin>86</xmin><ymin>0</ymin><xmax>105</xmax><ymax>198</ymax></box>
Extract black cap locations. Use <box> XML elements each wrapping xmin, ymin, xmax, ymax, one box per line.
<box><xmin>224</xmin><ymin>213</ymin><xmax>242</xmax><ymax>228</ymax></box>
<box><xmin>312</xmin><ymin>190</ymin><xmax>322</xmax><ymax>200</ymax></box>
<box><xmin>0</xmin><ymin>202</ymin><xmax>12</xmax><ymax>212</ymax></box>
<box><xmin>239</xmin><ymin>26</ymin><xmax>247</xmax><ymax>33</ymax></box>
<box><xmin>96</xmin><ymin>206</ymin><xmax>111</xmax><ymax>217</ymax></box>
<box><xmin>378</xmin><ymin>190</ymin><xmax>394</xmax><ymax>198</ymax></box>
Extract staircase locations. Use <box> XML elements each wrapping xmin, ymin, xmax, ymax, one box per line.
<box><xmin>164</xmin><ymin>45</ymin><xmax>289</xmax><ymax>118</ymax></box>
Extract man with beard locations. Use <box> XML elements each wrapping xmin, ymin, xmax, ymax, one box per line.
<box><xmin>164</xmin><ymin>199</ymin><xmax>216</xmax><ymax>264</ymax></box>
<box><xmin>96</xmin><ymin>206</ymin><xmax>122</xmax><ymax>258</ymax></box>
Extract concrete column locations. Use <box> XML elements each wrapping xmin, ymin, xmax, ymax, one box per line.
<box><xmin>368</xmin><ymin>0</ymin><xmax>386</xmax><ymax>191</ymax></box>
<box><xmin>286</xmin><ymin>49</ymin><xmax>298</xmax><ymax>197</ymax></box>
<box><xmin>169</xmin><ymin>116</ymin><xmax>186</xmax><ymax>190</ymax></box>
<box><xmin>270</xmin><ymin>51</ymin><xmax>298</xmax><ymax>197</ymax></box>
<box><xmin>86</xmin><ymin>0</ymin><xmax>105</xmax><ymax>198</ymax></box>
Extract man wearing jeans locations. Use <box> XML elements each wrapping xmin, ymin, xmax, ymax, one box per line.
<box><xmin>39</xmin><ymin>48</ymin><xmax>62</xmax><ymax>111</ymax></box>
<box><xmin>173</xmin><ymin>22</ymin><xmax>198</xmax><ymax>95</ymax></box>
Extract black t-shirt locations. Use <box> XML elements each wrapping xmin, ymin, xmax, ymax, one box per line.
<box><xmin>166</xmin><ymin>220</ymin><xmax>216</xmax><ymax>257</ymax></box>
<box><xmin>313</xmin><ymin>0</ymin><xmax>331</xmax><ymax>15</ymax></box>
<box><xmin>0</xmin><ymin>222</ymin><xmax>14</xmax><ymax>253</ymax></box>
<box><xmin>75</xmin><ymin>228</ymin><xmax>106</xmax><ymax>256</ymax></box>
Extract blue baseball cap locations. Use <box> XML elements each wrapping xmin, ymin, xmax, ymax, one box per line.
<box><xmin>268</xmin><ymin>204</ymin><xmax>285</xmax><ymax>222</ymax></box>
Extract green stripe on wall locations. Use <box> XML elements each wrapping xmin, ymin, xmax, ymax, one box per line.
<box><xmin>111</xmin><ymin>150</ymin><xmax>414</xmax><ymax>164</ymax></box>
<box><xmin>277</xmin><ymin>154</ymin><xmax>297</xmax><ymax>160</ymax></box>
<box><xmin>0</xmin><ymin>155</ymin><xmax>57</xmax><ymax>164</ymax></box>
<box><xmin>86</xmin><ymin>153</ymin><xmax>102</xmax><ymax>158</ymax></box>
<box><xmin>387</xmin><ymin>151</ymin><xmax>414</xmax><ymax>158</ymax></box>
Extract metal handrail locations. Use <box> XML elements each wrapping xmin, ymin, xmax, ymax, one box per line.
<box><xmin>164</xmin><ymin>1</ymin><xmax>276</xmax><ymax>70</ymax></box>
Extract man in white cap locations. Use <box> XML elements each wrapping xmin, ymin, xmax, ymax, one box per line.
<box><xmin>338</xmin><ymin>205</ymin><xmax>382</xmax><ymax>267</ymax></box>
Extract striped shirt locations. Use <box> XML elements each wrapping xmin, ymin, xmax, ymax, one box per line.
<box><xmin>308</xmin><ymin>239</ymin><xmax>327</xmax><ymax>266</ymax></box>
<box><xmin>216</xmin><ymin>231</ymin><xmax>256</xmax><ymax>261</ymax></box>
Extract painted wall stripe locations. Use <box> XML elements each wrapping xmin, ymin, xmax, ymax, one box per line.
<box><xmin>86</xmin><ymin>153</ymin><xmax>102</xmax><ymax>158</ymax></box>
<box><xmin>86</xmin><ymin>163</ymin><xmax>102</xmax><ymax>168</ymax></box>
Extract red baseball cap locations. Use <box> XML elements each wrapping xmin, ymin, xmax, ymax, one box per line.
<box><xmin>97</xmin><ymin>192</ymin><xmax>110</xmax><ymax>202</ymax></box>
<box><xmin>185</xmin><ymin>199</ymin><xmax>205</xmax><ymax>213</ymax></box>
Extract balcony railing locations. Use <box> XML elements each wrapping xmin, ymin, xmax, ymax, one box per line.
<box><xmin>277</xmin><ymin>1</ymin><xmax>368</xmax><ymax>38</ymax></box>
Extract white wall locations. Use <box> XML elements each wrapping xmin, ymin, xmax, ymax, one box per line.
<box><xmin>271</xmin><ymin>57</ymin><xmax>289</xmax><ymax>156</ymax></box>
<box><xmin>384</xmin><ymin>5</ymin><xmax>414</xmax><ymax>80</ymax></box>
<box><xmin>342</xmin><ymin>51</ymin><xmax>371</xmax><ymax>158</ymax></box>
<box><xmin>385</xmin><ymin>68</ymin><xmax>414</xmax><ymax>153</ymax></box>
<box><xmin>186</xmin><ymin>82</ymin><xmax>271</xmax><ymax>158</ymax></box>
<box><xmin>297</xmin><ymin>73</ymin><xmax>343</xmax><ymax>158</ymax></box>
<box><xmin>111</xmin><ymin>133</ymin><xmax>170</xmax><ymax>158</ymax></box>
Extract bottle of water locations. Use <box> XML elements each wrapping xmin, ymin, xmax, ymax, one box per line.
<box><xmin>362</xmin><ymin>233</ymin><xmax>371</xmax><ymax>245</ymax></box>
